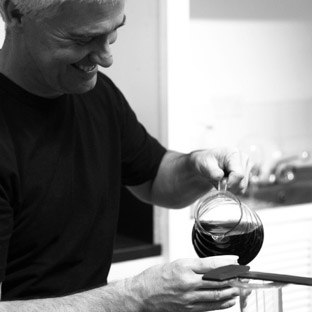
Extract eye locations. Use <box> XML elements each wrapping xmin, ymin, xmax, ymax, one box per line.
<box><xmin>75</xmin><ymin>37</ymin><xmax>94</xmax><ymax>46</ymax></box>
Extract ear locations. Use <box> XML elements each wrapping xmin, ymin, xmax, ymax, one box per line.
<box><xmin>2</xmin><ymin>0</ymin><xmax>24</xmax><ymax>27</ymax></box>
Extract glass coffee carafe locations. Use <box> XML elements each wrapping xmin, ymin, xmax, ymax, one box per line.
<box><xmin>192</xmin><ymin>179</ymin><xmax>264</xmax><ymax>265</ymax></box>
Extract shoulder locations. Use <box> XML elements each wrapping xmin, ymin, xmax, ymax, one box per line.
<box><xmin>84</xmin><ymin>72</ymin><xmax>133</xmax><ymax>116</ymax></box>
<box><xmin>95</xmin><ymin>72</ymin><xmax>121</xmax><ymax>95</ymax></box>
<box><xmin>83</xmin><ymin>72</ymin><xmax>125</xmax><ymax>105</ymax></box>
<box><xmin>71</xmin><ymin>73</ymin><xmax>135</xmax><ymax>134</ymax></box>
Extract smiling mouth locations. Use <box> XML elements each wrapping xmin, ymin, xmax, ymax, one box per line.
<box><xmin>72</xmin><ymin>64</ymin><xmax>97</xmax><ymax>73</ymax></box>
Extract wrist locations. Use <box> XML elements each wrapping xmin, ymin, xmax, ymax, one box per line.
<box><xmin>115</xmin><ymin>276</ymin><xmax>146</xmax><ymax>312</ymax></box>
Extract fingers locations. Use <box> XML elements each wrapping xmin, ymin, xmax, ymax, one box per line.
<box><xmin>195</xmin><ymin>152</ymin><xmax>225</xmax><ymax>189</ymax></box>
<box><xmin>239</xmin><ymin>288</ymin><xmax>253</xmax><ymax>310</ymax></box>
<box><xmin>225</xmin><ymin>149</ymin><xmax>251</xmax><ymax>193</ymax></box>
<box><xmin>196</xmin><ymin>286</ymin><xmax>240</xmax><ymax>302</ymax></box>
<box><xmin>193</xmin><ymin>147</ymin><xmax>251</xmax><ymax>194</ymax></box>
<box><xmin>191</xmin><ymin>291</ymin><xmax>238</xmax><ymax>311</ymax></box>
<box><xmin>195</xmin><ymin>298</ymin><xmax>237</xmax><ymax>311</ymax></box>
<box><xmin>191</xmin><ymin>256</ymin><xmax>241</xmax><ymax>291</ymax></box>
<box><xmin>189</xmin><ymin>284</ymin><xmax>240</xmax><ymax>311</ymax></box>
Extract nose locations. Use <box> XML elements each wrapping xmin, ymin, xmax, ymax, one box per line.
<box><xmin>89</xmin><ymin>37</ymin><xmax>114</xmax><ymax>68</ymax></box>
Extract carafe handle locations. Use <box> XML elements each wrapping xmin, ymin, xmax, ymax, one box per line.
<box><xmin>203</xmin><ymin>265</ymin><xmax>312</xmax><ymax>286</ymax></box>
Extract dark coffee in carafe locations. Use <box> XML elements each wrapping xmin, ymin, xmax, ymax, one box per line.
<box><xmin>192</xmin><ymin>187</ymin><xmax>264</xmax><ymax>265</ymax></box>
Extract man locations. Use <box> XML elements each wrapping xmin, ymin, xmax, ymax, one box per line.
<box><xmin>0</xmin><ymin>0</ymin><xmax>250</xmax><ymax>310</ymax></box>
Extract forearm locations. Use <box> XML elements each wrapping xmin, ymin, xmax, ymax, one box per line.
<box><xmin>128</xmin><ymin>151</ymin><xmax>214</xmax><ymax>208</ymax></box>
<box><xmin>129</xmin><ymin>148</ymin><xmax>247</xmax><ymax>209</ymax></box>
<box><xmin>150</xmin><ymin>151</ymin><xmax>213</xmax><ymax>208</ymax></box>
<box><xmin>0</xmin><ymin>279</ymin><xmax>142</xmax><ymax>312</ymax></box>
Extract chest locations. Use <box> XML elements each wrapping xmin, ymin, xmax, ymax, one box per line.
<box><xmin>4</xmin><ymin>101</ymin><xmax>122</xmax><ymax>226</ymax></box>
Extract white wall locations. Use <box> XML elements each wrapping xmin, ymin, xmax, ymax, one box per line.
<box><xmin>104</xmin><ymin>0</ymin><xmax>163</xmax><ymax>140</ymax></box>
<box><xmin>184</xmin><ymin>0</ymin><xmax>312</xmax><ymax>167</ymax></box>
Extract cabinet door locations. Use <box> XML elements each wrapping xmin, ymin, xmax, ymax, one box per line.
<box><xmin>250</xmin><ymin>207</ymin><xmax>312</xmax><ymax>312</ymax></box>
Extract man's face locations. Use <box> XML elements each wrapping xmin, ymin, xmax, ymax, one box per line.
<box><xmin>18</xmin><ymin>0</ymin><xmax>125</xmax><ymax>96</ymax></box>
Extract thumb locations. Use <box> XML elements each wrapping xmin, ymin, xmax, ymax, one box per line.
<box><xmin>198</xmin><ymin>155</ymin><xmax>224</xmax><ymax>187</ymax></box>
<box><xmin>192</xmin><ymin>255</ymin><xmax>239</xmax><ymax>274</ymax></box>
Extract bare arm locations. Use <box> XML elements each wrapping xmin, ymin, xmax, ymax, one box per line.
<box><xmin>0</xmin><ymin>280</ymin><xmax>141</xmax><ymax>312</ymax></box>
<box><xmin>129</xmin><ymin>148</ymin><xmax>250</xmax><ymax>208</ymax></box>
<box><xmin>0</xmin><ymin>256</ymin><xmax>240</xmax><ymax>312</ymax></box>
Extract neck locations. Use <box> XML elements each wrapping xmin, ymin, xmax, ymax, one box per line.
<box><xmin>0</xmin><ymin>37</ymin><xmax>63</xmax><ymax>98</ymax></box>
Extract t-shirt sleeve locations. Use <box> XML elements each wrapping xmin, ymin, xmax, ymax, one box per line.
<box><xmin>118</xmin><ymin>95</ymin><xmax>166</xmax><ymax>186</ymax></box>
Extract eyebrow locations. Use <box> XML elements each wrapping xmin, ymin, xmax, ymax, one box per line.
<box><xmin>71</xmin><ymin>14</ymin><xmax>127</xmax><ymax>38</ymax></box>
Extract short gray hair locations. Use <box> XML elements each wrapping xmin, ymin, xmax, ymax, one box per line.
<box><xmin>0</xmin><ymin>0</ymin><xmax>117</xmax><ymax>22</ymax></box>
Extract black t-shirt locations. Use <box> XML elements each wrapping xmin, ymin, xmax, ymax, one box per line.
<box><xmin>0</xmin><ymin>72</ymin><xmax>166</xmax><ymax>300</ymax></box>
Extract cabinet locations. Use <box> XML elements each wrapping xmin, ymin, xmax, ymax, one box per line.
<box><xmin>249</xmin><ymin>205</ymin><xmax>312</xmax><ymax>312</ymax></box>
<box><xmin>224</xmin><ymin>204</ymin><xmax>312</xmax><ymax>312</ymax></box>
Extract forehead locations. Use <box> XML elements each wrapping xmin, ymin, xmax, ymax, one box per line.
<box><xmin>46</xmin><ymin>0</ymin><xmax>125</xmax><ymax>34</ymax></box>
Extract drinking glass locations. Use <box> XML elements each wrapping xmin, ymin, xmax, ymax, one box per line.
<box><xmin>232</xmin><ymin>279</ymin><xmax>286</xmax><ymax>312</ymax></box>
